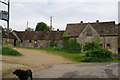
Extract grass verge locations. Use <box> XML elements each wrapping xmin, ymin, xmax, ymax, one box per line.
<box><xmin>2</xmin><ymin>46</ymin><xmax>22</xmax><ymax>56</ymax></box>
<box><xmin>15</xmin><ymin>46</ymin><xmax>120</xmax><ymax>62</ymax></box>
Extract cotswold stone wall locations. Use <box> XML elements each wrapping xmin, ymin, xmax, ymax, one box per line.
<box><xmin>2</xmin><ymin>38</ymin><xmax>14</xmax><ymax>46</ymax></box>
<box><xmin>100</xmin><ymin>36</ymin><xmax>118</xmax><ymax>53</ymax></box>
<box><xmin>16</xmin><ymin>40</ymin><xmax>63</xmax><ymax>48</ymax></box>
<box><xmin>76</xmin><ymin>36</ymin><xmax>118</xmax><ymax>53</ymax></box>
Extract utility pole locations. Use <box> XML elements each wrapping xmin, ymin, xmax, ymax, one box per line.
<box><xmin>0</xmin><ymin>0</ymin><xmax>10</xmax><ymax>44</ymax></box>
<box><xmin>50</xmin><ymin>16</ymin><xmax>53</xmax><ymax>31</ymax></box>
<box><xmin>27</xmin><ymin>21</ymin><xmax>29</xmax><ymax>28</ymax></box>
<box><xmin>7</xmin><ymin>0</ymin><xmax>10</xmax><ymax>44</ymax></box>
<box><xmin>7</xmin><ymin>0</ymin><xmax>10</xmax><ymax>33</ymax></box>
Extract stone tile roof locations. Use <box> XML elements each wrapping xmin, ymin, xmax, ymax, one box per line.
<box><xmin>2</xmin><ymin>30</ymin><xmax>17</xmax><ymax>39</ymax></box>
<box><xmin>14</xmin><ymin>30</ymin><xmax>64</xmax><ymax>40</ymax></box>
<box><xmin>66</xmin><ymin>21</ymin><xmax>118</xmax><ymax>37</ymax></box>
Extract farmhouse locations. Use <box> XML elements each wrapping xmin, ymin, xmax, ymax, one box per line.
<box><xmin>66</xmin><ymin>20</ymin><xmax>119</xmax><ymax>53</ymax></box>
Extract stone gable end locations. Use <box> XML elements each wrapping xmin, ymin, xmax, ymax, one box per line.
<box><xmin>77</xmin><ymin>24</ymin><xmax>100</xmax><ymax>44</ymax></box>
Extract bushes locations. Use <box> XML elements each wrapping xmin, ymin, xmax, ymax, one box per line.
<box><xmin>82</xmin><ymin>41</ymin><xmax>113</xmax><ymax>62</ymax></box>
<box><xmin>83</xmin><ymin>41</ymin><xmax>100</xmax><ymax>51</ymax></box>
<box><xmin>85</xmin><ymin>48</ymin><xmax>113</xmax><ymax>58</ymax></box>
<box><xmin>50</xmin><ymin>40</ymin><xmax>57</xmax><ymax>47</ymax></box>
<box><xmin>2</xmin><ymin>46</ymin><xmax>22</xmax><ymax>56</ymax></box>
<box><xmin>63</xmin><ymin>39</ymin><xmax>81</xmax><ymax>53</ymax></box>
<box><xmin>82</xmin><ymin>57</ymin><xmax>114</xmax><ymax>62</ymax></box>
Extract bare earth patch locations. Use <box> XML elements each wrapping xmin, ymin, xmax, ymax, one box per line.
<box><xmin>2</xmin><ymin>48</ymin><xmax>73</xmax><ymax>78</ymax></box>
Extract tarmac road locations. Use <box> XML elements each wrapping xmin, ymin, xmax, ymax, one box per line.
<box><xmin>33</xmin><ymin>62</ymin><xmax>119</xmax><ymax>78</ymax></box>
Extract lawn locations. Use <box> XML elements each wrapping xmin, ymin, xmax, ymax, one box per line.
<box><xmin>15</xmin><ymin>47</ymin><xmax>120</xmax><ymax>62</ymax></box>
<box><xmin>1</xmin><ymin>46</ymin><xmax>22</xmax><ymax>56</ymax></box>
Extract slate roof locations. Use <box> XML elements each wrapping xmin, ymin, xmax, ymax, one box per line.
<box><xmin>66</xmin><ymin>21</ymin><xmax>118</xmax><ymax>37</ymax></box>
<box><xmin>14</xmin><ymin>30</ymin><xmax>64</xmax><ymax>40</ymax></box>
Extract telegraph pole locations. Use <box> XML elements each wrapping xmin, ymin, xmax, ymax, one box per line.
<box><xmin>7</xmin><ymin>0</ymin><xmax>10</xmax><ymax>34</ymax></box>
<box><xmin>7</xmin><ymin>0</ymin><xmax>10</xmax><ymax>45</ymax></box>
<box><xmin>50</xmin><ymin>16</ymin><xmax>53</xmax><ymax>31</ymax></box>
<box><xmin>27</xmin><ymin>21</ymin><xmax>29</xmax><ymax>28</ymax></box>
<box><xmin>0</xmin><ymin>0</ymin><xmax>10</xmax><ymax>44</ymax></box>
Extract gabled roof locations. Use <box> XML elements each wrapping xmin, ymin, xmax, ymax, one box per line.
<box><xmin>13</xmin><ymin>30</ymin><xmax>64</xmax><ymax>40</ymax></box>
<box><xmin>66</xmin><ymin>21</ymin><xmax>118</xmax><ymax>37</ymax></box>
<box><xmin>2</xmin><ymin>30</ymin><xmax>17</xmax><ymax>39</ymax></box>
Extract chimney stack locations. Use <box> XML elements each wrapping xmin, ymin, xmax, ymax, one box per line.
<box><xmin>57</xmin><ymin>29</ymin><xmax>59</xmax><ymax>31</ymax></box>
<box><xmin>80</xmin><ymin>21</ymin><xmax>83</xmax><ymax>23</ymax></box>
<box><xmin>57</xmin><ymin>29</ymin><xmax>59</xmax><ymax>34</ymax></box>
<box><xmin>96</xmin><ymin>20</ymin><xmax>99</xmax><ymax>22</ymax></box>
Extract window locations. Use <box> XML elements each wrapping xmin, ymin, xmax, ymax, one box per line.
<box><xmin>107</xmin><ymin>44</ymin><xmax>111</xmax><ymax>49</ymax></box>
<box><xmin>99</xmin><ymin>44</ymin><xmax>102</xmax><ymax>47</ymax></box>
<box><xmin>86</xmin><ymin>30</ymin><xmax>92</xmax><ymax>36</ymax></box>
<box><xmin>29</xmin><ymin>40</ymin><xmax>32</xmax><ymax>43</ymax></box>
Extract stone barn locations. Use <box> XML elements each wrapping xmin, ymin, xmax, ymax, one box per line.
<box><xmin>12</xmin><ymin>30</ymin><xmax>64</xmax><ymax>48</ymax></box>
<box><xmin>66</xmin><ymin>21</ymin><xmax>118</xmax><ymax>53</ymax></box>
<box><xmin>2</xmin><ymin>31</ymin><xmax>17</xmax><ymax>46</ymax></box>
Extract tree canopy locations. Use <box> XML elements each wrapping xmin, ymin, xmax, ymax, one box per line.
<box><xmin>35</xmin><ymin>22</ymin><xmax>49</xmax><ymax>31</ymax></box>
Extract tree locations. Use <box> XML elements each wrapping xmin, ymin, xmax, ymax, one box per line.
<box><xmin>35</xmin><ymin>22</ymin><xmax>49</xmax><ymax>31</ymax></box>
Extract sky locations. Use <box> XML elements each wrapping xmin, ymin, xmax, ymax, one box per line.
<box><xmin>0</xmin><ymin>0</ymin><xmax>119</xmax><ymax>31</ymax></box>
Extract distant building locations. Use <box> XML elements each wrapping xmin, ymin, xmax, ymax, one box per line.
<box><xmin>11</xmin><ymin>29</ymin><xmax>64</xmax><ymax>48</ymax></box>
<box><xmin>66</xmin><ymin>21</ymin><xmax>119</xmax><ymax>53</ymax></box>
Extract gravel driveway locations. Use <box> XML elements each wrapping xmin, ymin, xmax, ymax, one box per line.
<box><xmin>2</xmin><ymin>48</ymin><xmax>73</xmax><ymax>78</ymax></box>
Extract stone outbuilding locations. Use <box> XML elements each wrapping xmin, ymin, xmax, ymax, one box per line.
<box><xmin>12</xmin><ymin>30</ymin><xmax>64</xmax><ymax>48</ymax></box>
<box><xmin>66</xmin><ymin>21</ymin><xmax>118</xmax><ymax>53</ymax></box>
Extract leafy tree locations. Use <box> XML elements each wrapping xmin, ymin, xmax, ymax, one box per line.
<box><xmin>35</xmin><ymin>22</ymin><xmax>49</xmax><ymax>31</ymax></box>
<box><xmin>63</xmin><ymin>39</ymin><xmax>81</xmax><ymax>53</ymax></box>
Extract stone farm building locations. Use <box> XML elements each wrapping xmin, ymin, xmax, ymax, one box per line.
<box><xmin>66</xmin><ymin>21</ymin><xmax>119</xmax><ymax>53</ymax></box>
<box><xmin>2</xmin><ymin>20</ymin><xmax>120</xmax><ymax>53</ymax></box>
<box><xmin>3</xmin><ymin>29</ymin><xmax>64</xmax><ymax>48</ymax></box>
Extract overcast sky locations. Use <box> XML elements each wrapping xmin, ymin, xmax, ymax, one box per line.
<box><xmin>0</xmin><ymin>0</ymin><xmax>119</xmax><ymax>31</ymax></box>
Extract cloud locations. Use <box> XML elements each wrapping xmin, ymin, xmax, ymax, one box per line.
<box><xmin>0</xmin><ymin>0</ymin><xmax>118</xmax><ymax>30</ymax></box>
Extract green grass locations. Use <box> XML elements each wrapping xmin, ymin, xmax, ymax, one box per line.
<box><xmin>2</xmin><ymin>46</ymin><xmax>22</xmax><ymax>56</ymax></box>
<box><xmin>15</xmin><ymin>46</ymin><xmax>120</xmax><ymax>62</ymax></box>
<box><xmin>15</xmin><ymin>47</ymin><xmax>85</xmax><ymax>62</ymax></box>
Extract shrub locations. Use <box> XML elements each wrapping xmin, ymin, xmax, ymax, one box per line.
<box><xmin>85</xmin><ymin>48</ymin><xmax>113</xmax><ymax>58</ymax></box>
<box><xmin>82</xmin><ymin>57</ymin><xmax>114</xmax><ymax>62</ymax></box>
<box><xmin>2</xmin><ymin>46</ymin><xmax>22</xmax><ymax>56</ymax></box>
<box><xmin>50</xmin><ymin>40</ymin><xmax>57</xmax><ymax>47</ymax></box>
<box><xmin>83</xmin><ymin>41</ymin><xmax>100</xmax><ymax>51</ymax></box>
<box><xmin>63</xmin><ymin>39</ymin><xmax>81</xmax><ymax>53</ymax></box>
